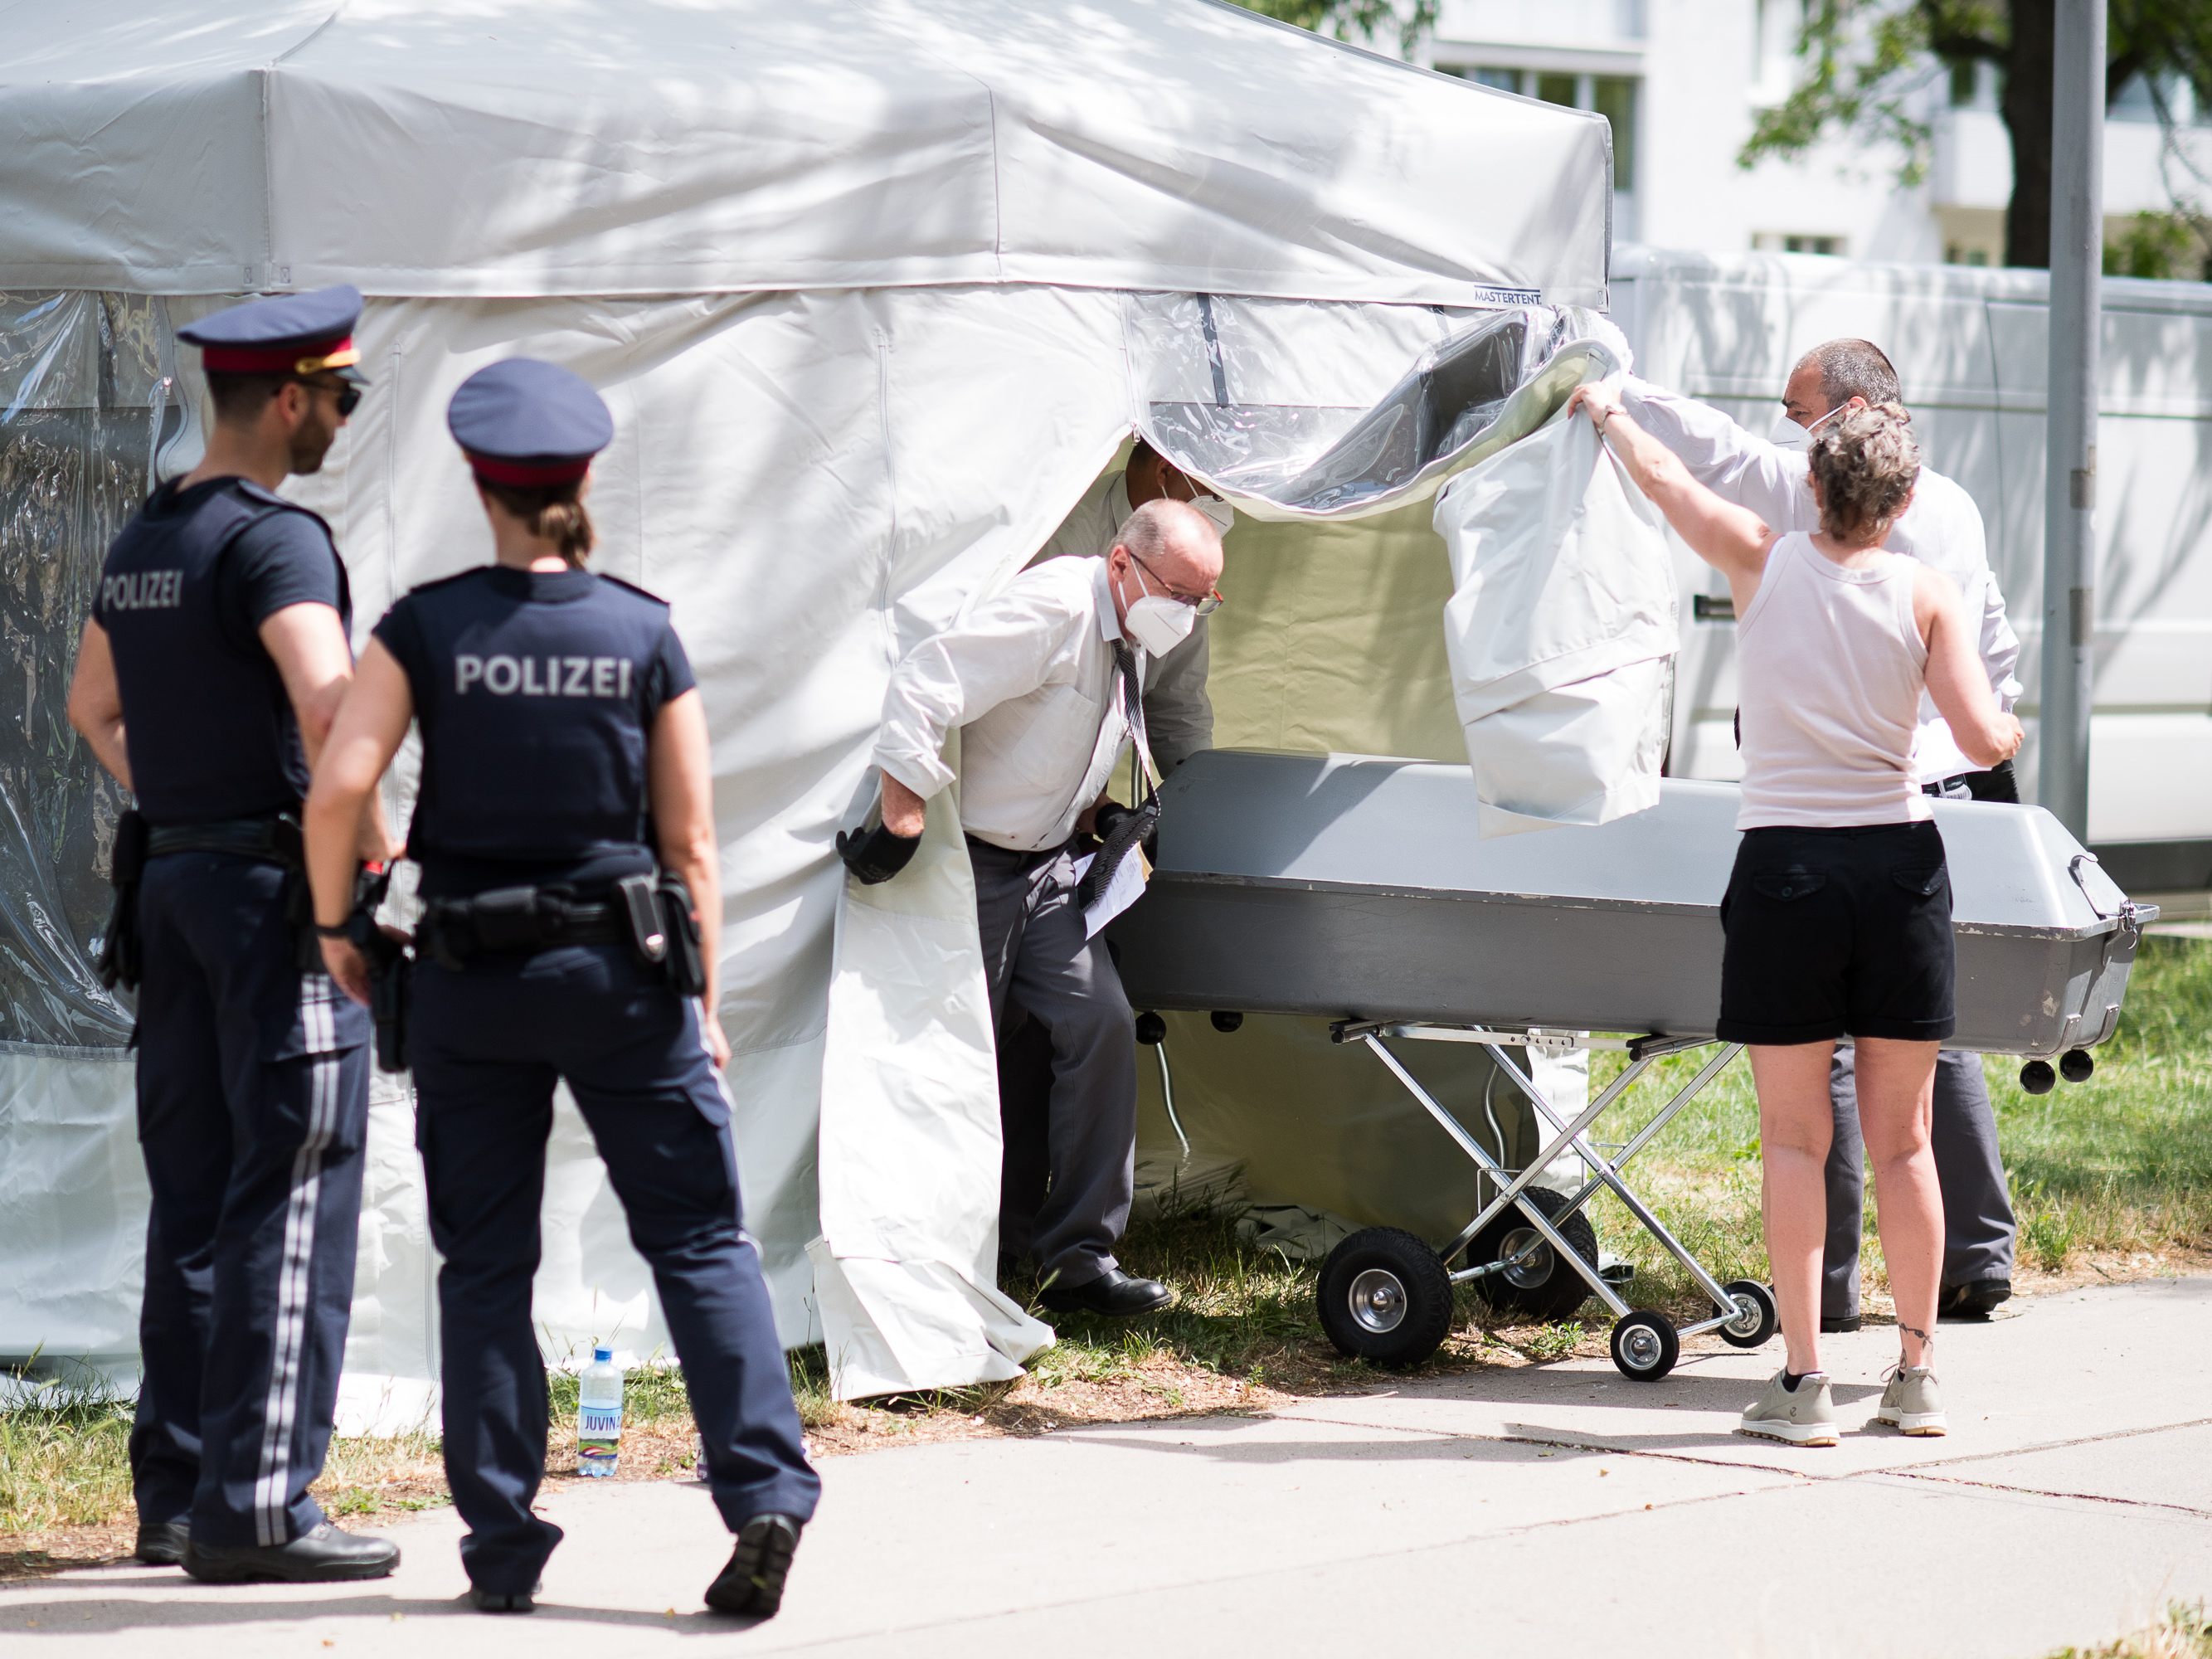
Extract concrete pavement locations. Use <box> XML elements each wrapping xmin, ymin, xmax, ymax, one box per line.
<box><xmin>7</xmin><ymin>1275</ymin><xmax>2210</xmax><ymax>1657</ymax></box>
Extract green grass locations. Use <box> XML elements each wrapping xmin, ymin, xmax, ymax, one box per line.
<box><xmin>7</xmin><ymin>937</ymin><xmax>2208</xmax><ymax>1562</ymax></box>
<box><xmin>2049</xmin><ymin>1603</ymin><xmax>2212</xmax><ymax>1659</ymax></box>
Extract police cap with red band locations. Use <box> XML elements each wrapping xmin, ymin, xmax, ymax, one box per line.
<box><xmin>446</xmin><ymin>358</ymin><xmax>613</xmax><ymax>489</ymax></box>
<box><xmin>177</xmin><ymin>285</ymin><xmax>368</xmax><ymax>384</ymax></box>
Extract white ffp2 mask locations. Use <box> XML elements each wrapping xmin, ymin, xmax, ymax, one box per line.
<box><xmin>1190</xmin><ymin>495</ymin><xmax>1235</xmax><ymax>536</ymax></box>
<box><xmin>1121</xmin><ymin>562</ymin><xmax>1200</xmax><ymax>656</ymax></box>
<box><xmin>1770</xmin><ymin>405</ymin><xmax>1844</xmax><ymax>450</ymax></box>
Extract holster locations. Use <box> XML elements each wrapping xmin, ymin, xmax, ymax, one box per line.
<box><xmin>97</xmin><ymin>810</ymin><xmax>150</xmax><ymax>992</ymax></box>
<box><xmin>656</xmin><ymin>873</ymin><xmax>708</xmax><ymax>999</ymax></box>
<box><xmin>348</xmin><ymin>867</ymin><xmax>411</xmax><ymax>1073</ymax></box>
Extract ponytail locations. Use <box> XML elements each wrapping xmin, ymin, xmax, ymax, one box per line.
<box><xmin>479</xmin><ymin>479</ymin><xmax>596</xmax><ymax>567</ymax></box>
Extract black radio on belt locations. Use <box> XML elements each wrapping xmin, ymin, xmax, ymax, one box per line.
<box><xmin>97</xmin><ymin>810</ymin><xmax>152</xmax><ymax>991</ymax></box>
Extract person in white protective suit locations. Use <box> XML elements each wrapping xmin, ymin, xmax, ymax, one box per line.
<box><xmin>840</xmin><ymin>498</ymin><xmax>1227</xmax><ymax>1316</ymax></box>
<box><xmin>1622</xmin><ymin>342</ymin><xmax>2023</xmax><ymax>1331</ymax></box>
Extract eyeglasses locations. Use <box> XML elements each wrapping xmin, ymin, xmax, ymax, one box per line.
<box><xmin>1133</xmin><ymin>553</ymin><xmax>1225</xmax><ymax>616</ymax></box>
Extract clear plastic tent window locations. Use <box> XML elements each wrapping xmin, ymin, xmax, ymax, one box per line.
<box><xmin>0</xmin><ymin>290</ymin><xmax>184</xmax><ymax>1050</ymax></box>
<box><xmin>1125</xmin><ymin>294</ymin><xmax>1616</xmax><ymax>520</ymax></box>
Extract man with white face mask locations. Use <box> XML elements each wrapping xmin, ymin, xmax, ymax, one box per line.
<box><xmin>856</xmin><ymin>499</ymin><xmax>1227</xmax><ymax>1316</ymax></box>
<box><xmin>1622</xmin><ymin>338</ymin><xmax>2025</xmax><ymax>1330</ymax></box>
<box><xmin>1033</xmin><ymin>438</ymin><xmax>1235</xmax><ymax>773</ymax></box>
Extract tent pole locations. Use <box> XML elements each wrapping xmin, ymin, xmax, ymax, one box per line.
<box><xmin>2038</xmin><ymin>0</ymin><xmax>2104</xmax><ymax>837</ymax></box>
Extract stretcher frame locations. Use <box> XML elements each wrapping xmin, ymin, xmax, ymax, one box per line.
<box><xmin>1318</xmin><ymin>1017</ymin><xmax>1775</xmax><ymax>1379</ymax></box>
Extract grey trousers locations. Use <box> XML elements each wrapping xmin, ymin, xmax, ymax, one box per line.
<box><xmin>1825</xmin><ymin>1045</ymin><xmax>2017</xmax><ymax>1320</ymax></box>
<box><xmin>972</xmin><ymin>838</ymin><xmax>1137</xmax><ymax>1289</ymax></box>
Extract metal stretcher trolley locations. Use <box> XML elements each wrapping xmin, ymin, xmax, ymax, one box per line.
<box><xmin>1109</xmin><ymin>751</ymin><xmax>2155</xmax><ymax>1380</ymax></box>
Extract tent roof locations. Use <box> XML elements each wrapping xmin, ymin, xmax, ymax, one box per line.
<box><xmin>1</xmin><ymin>0</ymin><xmax>1611</xmax><ymax>306</ymax></box>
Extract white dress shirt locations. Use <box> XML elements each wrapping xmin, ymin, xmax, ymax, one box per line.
<box><xmin>875</xmin><ymin>557</ymin><xmax>1138</xmax><ymax>852</ymax></box>
<box><xmin>1622</xmin><ymin>377</ymin><xmax>2023</xmax><ymax>785</ymax></box>
<box><xmin>1035</xmin><ymin>470</ymin><xmax>1213</xmax><ymax>772</ymax></box>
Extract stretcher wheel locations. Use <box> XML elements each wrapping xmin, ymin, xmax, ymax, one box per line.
<box><xmin>2020</xmin><ymin>1059</ymin><xmax>2056</xmax><ymax>1095</ymax></box>
<box><xmin>1609</xmin><ymin>1311</ymin><xmax>1679</xmax><ymax>1381</ymax></box>
<box><xmin>1717</xmin><ymin>1279</ymin><xmax>1779</xmax><ymax>1349</ymax></box>
<box><xmin>1316</xmin><ymin>1228</ymin><xmax>1454</xmax><ymax>1369</ymax></box>
<box><xmin>1463</xmin><ymin>1188</ymin><xmax>1600</xmax><ymax>1322</ymax></box>
<box><xmin>1134</xmin><ymin>1010</ymin><xmax>1167</xmax><ymax>1045</ymax></box>
<box><xmin>1210</xmin><ymin>1010</ymin><xmax>1243</xmax><ymax>1033</ymax></box>
<box><xmin>2059</xmin><ymin>1048</ymin><xmax>2095</xmax><ymax>1083</ymax></box>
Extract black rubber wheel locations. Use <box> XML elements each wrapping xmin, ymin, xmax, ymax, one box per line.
<box><xmin>1210</xmin><ymin>1010</ymin><xmax>1244</xmax><ymax>1034</ymax></box>
<box><xmin>1316</xmin><ymin>1227</ymin><xmax>1455</xmax><ymax>1369</ymax></box>
<box><xmin>2059</xmin><ymin>1048</ymin><xmax>2095</xmax><ymax>1083</ymax></box>
<box><xmin>2020</xmin><ymin>1059</ymin><xmax>2056</xmax><ymax>1095</ymax></box>
<box><xmin>1716</xmin><ymin>1278</ymin><xmax>1779</xmax><ymax>1349</ymax></box>
<box><xmin>1610</xmin><ymin>1310</ymin><xmax>1680</xmax><ymax>1381</ymax></box>
<box><xmin>1134</xmin><ymin>1010</ymin><xmax>1167</xmax><ymax>1045</ymax></box>
<box><xmin>1462</xmin><ymin>1187</ymin><xmax>1600</xmax><ymax>1322</ymax></box>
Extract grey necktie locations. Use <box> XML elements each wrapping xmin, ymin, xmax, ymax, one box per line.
<box><xmin>1079</xmin><ymin>643</ymin><xmax>1160</xmax><ymax>909</ymax></box>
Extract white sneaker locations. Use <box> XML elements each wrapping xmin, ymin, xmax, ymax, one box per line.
<box><xmin>1738</xmin><ymin>1370</ymin><xmax>1840</xmax><ymax>1447</ymax></box>
<box><xmin>1873</xmin><ymin>1361</ymin><xmax>1947</xmax><ymax>1436</ymax></box>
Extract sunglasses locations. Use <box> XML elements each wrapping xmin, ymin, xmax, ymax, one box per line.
<box><xmin>293</xmin><ymin>375</ymin><xmax>362</xmax><ymax>417</ymax></box>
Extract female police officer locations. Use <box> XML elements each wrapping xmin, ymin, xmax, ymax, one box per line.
<box><xmin>303</xmin><ymin>358</ymin><xmax>819</xmax><ymax>1618</ymax></box>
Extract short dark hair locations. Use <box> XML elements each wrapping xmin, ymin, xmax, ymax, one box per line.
<box><xmin>204</xmin><ymin>370</ymin><xmax>290</xmax><ymax>423</ymax></box>
<box><xmin>1803</xmin><ymin>338</ymin><xmax>1903</xmax><ymax>408</ymax></box>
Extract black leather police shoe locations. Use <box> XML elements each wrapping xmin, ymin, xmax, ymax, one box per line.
<box><xmin>1937</xmin><ymin>1277</ymin><xmax>2014</xmax><ymax>1321</ymax></box>
<box><xmin>1039</xmin><ymin>1267</ymin><xmax>1175</xmax><ymax>1316</ymax></box>
<box><xmin>1821</xmin><ymin>1313</ymin><xmax>1863</xmax><ymax>1334</ymax></box>
<box><xmin>470</xmin><ymin>1583</ymin><xmax>540</xmax><ymax>1614</ymax></box>
<box><xmin>134</xmin><ymin>1520</ymin><xmax>190</xmax><ymax>1565</ymax></box>
<box><xmin>704</xmin><ymin>1513</ymin><xmax>803</xmax><ymax>1619</ymax></box>
<box><xmin>184</xmin><ymin>1521</ymin><xmax>400</xmax><ymax>1583</ymax></box>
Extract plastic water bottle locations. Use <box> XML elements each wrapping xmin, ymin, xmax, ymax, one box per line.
<box><xmin>577</xmin><ymin>1347</ymin><xmax>622</xmax><ymax>1478</ymax></box>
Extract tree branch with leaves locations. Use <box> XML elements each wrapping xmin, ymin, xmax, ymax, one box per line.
<box><xmin>1739</xmin><ymin>1</ymin><xmax>2212</xmax><ymax>271</ymax></box>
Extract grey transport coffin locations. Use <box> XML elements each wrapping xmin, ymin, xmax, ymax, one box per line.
<box><xmin>1108</xmin><ymin>750</ymin><xmax>2152</xmax><ymax>1057</ymax></box>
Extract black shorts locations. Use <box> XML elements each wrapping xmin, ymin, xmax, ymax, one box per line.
<box><xmin>1717</xmin><ymin>820</ymin><xmax>1956</xmax><ymax>1045</ymax></box>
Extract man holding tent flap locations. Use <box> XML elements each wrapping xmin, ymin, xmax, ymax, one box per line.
<box><xmin>1621</xmin><ymin>340</ymin><xmax>2024</xmax><ymax>1331</ymax></box>
<box><xmin>840</xmin><ymin>497</ymin><xmax>1226</xmax><ymax>1316</ymax></box>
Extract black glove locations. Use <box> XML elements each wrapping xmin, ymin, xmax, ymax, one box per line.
<box><xmin>837</xmin><ymin>822</ymin><xmax>921</xmax><ymax>885</ymax></box>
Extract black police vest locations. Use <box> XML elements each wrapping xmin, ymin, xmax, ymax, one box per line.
<box><xmin>388</xmin><ymin>566</ymin><xmax>676</xmax><ymax>898</ymax></box>
<box><xmin>96</xmin><ymin>478</ymin><xmax>348</xmax><ymax>825</ymax></box>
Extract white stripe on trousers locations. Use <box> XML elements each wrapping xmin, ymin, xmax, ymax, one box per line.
<box><xmin>251</xmin><ymin>973</ymin><xmax>342</xmax><ymax>1547</ymax></box>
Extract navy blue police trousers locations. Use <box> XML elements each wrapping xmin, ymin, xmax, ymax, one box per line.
<box><xmin>129</xmin><ymin>854</ymin><xmax>372</xmax><ymax>1547</ymax></box>
<box><xmin>408</xmin><ymin>943</ymin><xmax>819</xmax><ymax>1593</ymax></box>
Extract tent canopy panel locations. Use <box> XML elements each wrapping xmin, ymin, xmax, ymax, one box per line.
<box><xmin>0</xmin><ymin>0</ymin><xmax>1611</xmax><ymax>307</ymax></box>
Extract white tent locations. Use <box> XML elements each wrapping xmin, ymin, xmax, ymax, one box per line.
<box><xmin>0</xmin><ymin>0</ymin><xmax>1613</xmax><ymax>1408</ymax></box>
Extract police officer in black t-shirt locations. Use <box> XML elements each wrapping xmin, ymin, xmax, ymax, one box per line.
<box><xmin>304</xmin><ymin>358</ymin><xmax>819</xmax><ymax>1619</ymax></box>
<box><xmin>64</xmin><ymin>286</ymin><xmax>401</xmax><ymax>1582</ymax></box>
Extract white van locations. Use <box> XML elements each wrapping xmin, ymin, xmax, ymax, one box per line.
<box><xmin>1613</xmin><ymin>246</ymin><xmax>2212</xmax><ymax>891</ymax></box>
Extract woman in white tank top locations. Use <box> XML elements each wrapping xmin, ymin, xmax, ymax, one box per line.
<box><xmin>1566</xmin><ymin>385</ymin><xmax>2021</xmax><ymax>1447</ymax></box>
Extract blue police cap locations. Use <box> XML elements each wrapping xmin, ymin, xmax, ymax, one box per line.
<box><xmin>177</xmin><ymin>285</ymin><xmax>367</xmax><ymax>383</ymax></box>
<box><xmin>446</xmin><ymin>358</ymin><xmax>614</xmax><ymax>487</ymax></box>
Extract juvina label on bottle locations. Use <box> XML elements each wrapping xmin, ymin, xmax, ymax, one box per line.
<box><xmin>577</xmin><ymin>1346</ymin><xmax>624</xmax><ymax>1477</ymax></box>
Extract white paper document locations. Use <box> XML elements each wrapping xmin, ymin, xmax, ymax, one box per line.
<box><xmin>1072</xmin><ymin>850</ymin><xmax>1148</xmax><ymax>938</ymax></box>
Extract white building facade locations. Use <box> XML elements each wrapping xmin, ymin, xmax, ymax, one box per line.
<box><xmin>1429</xmin><ymin>0</ymin><xmax>2212</xmax><ymax>268</ymax></box>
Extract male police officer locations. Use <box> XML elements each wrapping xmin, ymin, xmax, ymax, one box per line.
<box><xmin>844</xmin><ymin>498</ymin><xmax>1226</xmax><ymax>1315</ymax></box>
<box><xmin>1623</xmin><ymin>338</ymin><xmax>2023</xmax><ymax>1328</ymax></box>
<box><xmin>66</xmin><ymin>287</ymin><xmax>400</xmax><ymax>1580</ymax></box>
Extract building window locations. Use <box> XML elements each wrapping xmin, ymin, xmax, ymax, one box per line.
<box><xmin>1592</xmin><ymin>75</ymin><xmax>1638</xmax><ymax>194</ymax></box>
<box><xmin>1753</xmin><ymin>231</ymin><xmax>1844</xmax><ymax>255</ymax></box>
<box><xmin>1945</xmin><ymin>244</ymin><xmax>1991</xmax><ymax>267</ymax></box>
<box><xmin>1451</xmin><ymin>68</ymin><xmax>1639</xmax><ymax>195</ymax></box>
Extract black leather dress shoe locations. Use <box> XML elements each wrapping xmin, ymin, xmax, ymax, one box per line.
<box><xmin>184</xmin><ymin>1522</ymin><xmax>401</xmax><ymax>1584</ymax></box>
<box><xmin>1039</xmin><ymin>1267</ymin><xmax>1175</xmax><ymax>1316</ymax></box>
<box><xmin>1821</xmin><ymin>1313</ymin><xmax>1864</xmax><ymax>1334</ymax></box>
<box><xmin>1938</xmin><ymin>1277</ymin><xmax>2014</xmax><ymax>1321</ymax></box>
<box><xmin>705</xmin><ymin>1514</ymin><xmax>803</xmax><ymax>1619</ymax></box>
<box><xmin>134</xmin><ymin>1520</ymin><xmax>189</xmax><ymax>1565</ymax></box>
